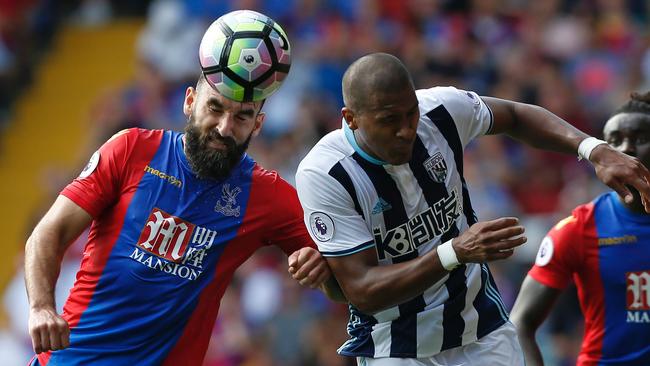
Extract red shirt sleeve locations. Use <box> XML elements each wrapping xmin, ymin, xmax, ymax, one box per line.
<box><xmin>60</xmin><ymin>129</ymin><xmax>136</xmax><ymax>218</ymax></box>
<box><xmin>528</xmin><ymin>208</ymin><xmax>586</xmax><ymax>290</ymax></box>
<box><xmin>266</xmin><ymin>176</ymin><xmax>316</xmax><ymax>255</ymax></box>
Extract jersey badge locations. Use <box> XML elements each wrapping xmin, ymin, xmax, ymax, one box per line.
<box><xmin>79</xmin><ymin>151</ymin><xmax>100</xmax><ymax>179</ymax></box>
<box><xmin>309</xmin><ymin>212</ymin><xmax>334</xmax><ymax>242</ymax></box>
<box><xmin>535</xmin><ymin>236</ymin><xmax>554</xmax><ymax>267</ymax></box>
<box><xmin>424</xmin><ymin>152</ymin><xmax>447</xmax><ymax>183</ymax></box>
<box><xmin>215</xmin><ymin>184</ymin><xmax>242</xmax><ymax>217</ymax></box>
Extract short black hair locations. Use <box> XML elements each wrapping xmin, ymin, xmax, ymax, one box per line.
<box><xmin>612</xmin><ymin>91</ymin><xmax>650</xmax><ymax>116</ymax></box>
<box><xmin>342</xmin><ymin>53</ymin><xmax>414</xmax><ymax>112</ymax></box>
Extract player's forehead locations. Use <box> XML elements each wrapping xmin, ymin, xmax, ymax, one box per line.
<box><xmin>365</xmin><ymin>88</ymin><xmax>418</xmax><ymax>115</ymax></box>
<box><xmin>603</xmin><ymin>112</ymin><xmax>650</xmax><ymax>135</ymax></box>
<box><xmin>199</xmin><ymin>84</ymin><xmax>260</xmax><ymax>112</ymax></box>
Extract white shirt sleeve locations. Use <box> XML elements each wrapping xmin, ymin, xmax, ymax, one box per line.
<box><xmin>295</xmin><ymin>166</ymin><xmax>375</xmax><ymax>257</ymax></box>
<box><xmin>418</xmin><ymin>86</ymin><xmax>493</xmax><ymax>147</ymax></box>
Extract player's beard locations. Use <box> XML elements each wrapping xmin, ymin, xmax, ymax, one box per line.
<box><xmin>184</xmin><ymin>115</ymin><xmax>252</xmax><ymax>181</ymax></box>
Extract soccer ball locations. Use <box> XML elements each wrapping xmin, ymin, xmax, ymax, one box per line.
<box><xmin>199</xmin><ymin>10</ymin><xmax>291</xmax><ymax>102</ymax></box>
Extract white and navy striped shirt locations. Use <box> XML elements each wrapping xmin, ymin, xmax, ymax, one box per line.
<box><xmin>296</xmin><ymin>86</ymin><xmax>509</xmax><ymax>358</ymax></box>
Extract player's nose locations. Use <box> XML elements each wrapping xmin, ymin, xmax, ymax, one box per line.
<box><xmin>216</xmin><ymin>114</ymin><xmax>236</xmax><ymax>138</ymax></box>
<box><xmin>396</xmin><ymin>123</ymin><xmax>416</xmax><ymax>141</ymax></box>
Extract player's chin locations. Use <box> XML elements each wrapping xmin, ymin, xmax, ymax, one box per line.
<box><xmin>387</xmin><ymin>150</ymin><xmax>413</xmax><ymax>165</ymax></box>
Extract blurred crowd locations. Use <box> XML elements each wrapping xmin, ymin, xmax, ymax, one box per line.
<box><xmin>2</xmin><ymin>0</ymin><xmax>650</xmax><ymax>365</ymax></box>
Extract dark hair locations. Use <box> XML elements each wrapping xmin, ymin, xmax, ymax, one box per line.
<box><xmin>612</xmin><ymin>91</ymin><xmax>650</xmax><ymax>116</ymax></box>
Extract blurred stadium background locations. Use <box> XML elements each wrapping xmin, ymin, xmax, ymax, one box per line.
<box><xmin>1</xmin><ymin>0</ymin><xmax>648</xmax><ymax>365</ymax></box>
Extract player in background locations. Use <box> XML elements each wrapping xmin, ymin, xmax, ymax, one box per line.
<box><xmin>290</xmin><ymin>53</ymin><xmax>650</xmax><ymax>366</ymax></box>
<box><xmin>24</xmin><ymin>12</ymin><xmax>334</xmax><ymax>366</ymax></box>
<box><xmin>511</xmin><ymin>91</ymin><xmax>650</xmax><ymax>365</ymax></box>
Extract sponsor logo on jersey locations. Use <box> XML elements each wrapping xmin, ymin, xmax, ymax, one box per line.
<box><xmin>144</xmin><ymin>165</ymin><xmax>182</xmax><ymax>188</ymax></box>
<box><xmin>423</xmin><ymin>152</ymin><xmax>447</xmax><ymax>183</ymax></box>
<box><xmin>79</xmin><ymin>151</ymin><xmax>100</xmax><ymax>179</ymax></box>
<box><xmin>373</xmin><ymin>188</ymin><xmax>460</xmax><ymax>260</ymax></box>
<box><xmin>627</xmin><ymin>270</ymin><xmax>650</xmax><ymax>323</ymax></box>
<box><xmin>535</xmin><ymin>236</ymin><xmax>554</xmax><ymax>267</ymax></box>
<box><xmin>309</xmin><ymin>212</ymin><xmax>335</xmax><ymax>242</ymax></box>
<box><xmin>598</xmin><ymin>235</ymin><xmax>637</xmax><ymax>246</ymax></box>
<box><xmin>131</xmin><ymin>208</ymin><xmax>218</xmax><ymax>281</ymax></box>
<box><xmin>215</xmin><ymin>184</ymin><xmax>241</xmax><ymax>217</ymax></box>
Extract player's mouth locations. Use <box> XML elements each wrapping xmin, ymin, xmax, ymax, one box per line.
<box><xmin>207</xmin><ymin>138</ymin><xmax>227</xmax><ymax>150</ymax></box>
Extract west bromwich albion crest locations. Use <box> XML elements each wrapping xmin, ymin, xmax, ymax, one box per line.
<box><xmin>423</xmin><ymin>152</ymin><xmax>447</xmax><ymax>183</ymax></box>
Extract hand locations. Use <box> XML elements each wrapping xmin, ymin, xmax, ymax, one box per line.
<box><xmin>28</xmin><ymin>306</ymin><xmax>70</xmax><ymax>354</ymax></box>
<box><xmin>590</xmin><ymin>144</ymin><xmax>650</xmax><ymax>212</ymax></box>
<box><xmin>452</xmin><ymin>217</ymin><xmax>526</xmax><ymax>263</ymax></box>
<box><xmin>287</xmin><ymin>247</ymin><xmax>331</xmax><ymax>288</ymax></box>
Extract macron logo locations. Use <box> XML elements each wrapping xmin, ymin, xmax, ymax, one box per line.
<box><xmin>372</xmin><ymin>198</ymin><xmax>392</xmax><ymax>214</ymax></box>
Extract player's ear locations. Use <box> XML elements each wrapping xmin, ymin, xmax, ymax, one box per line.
<box><xmin>183</xmin><ymin>87</ymin><xmax>197</xmax><ymax>118</ymax></box>
<box><xmin>251</xmin><ymin>112</ymin><xmax>265</xmax><ymax>138</ymax></box>
<box><xmin>342</xmin><ymin>107</ymin><xmax>357</xmax><ymax>130</ymax></box>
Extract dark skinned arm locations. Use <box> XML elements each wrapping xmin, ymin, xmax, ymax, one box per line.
<box><xmin>510</xmin><ymin>275</ymin><xmax>563</xmax><ymax>366</ymax></box>
<box><xmin>485</xmin><ymin>97</ymin><xmax>650</xmax><ymax>211</ymax></box>
<box><xmin>323</xmin><ymin>217</ymin><xmax>526</xmax><ymax>314</ymax></box>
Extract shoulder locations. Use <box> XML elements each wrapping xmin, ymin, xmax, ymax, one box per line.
<box><xmin>297</xmin><ymin>128</ymin><xmax>349</xmax><ymax>178</ymax></box>
<box><xmin>416</xmin><ymin>86</ymin><xmax>478</xmax><ymax>110</ymax></box>
<box><xmin>102</xmin><ymin>128</ymin><xmax>165</xmax><ymax>153</ymax></box>
<box><xmin>251</xmin><ymin>163</ymin><xmax>280</xmax><ymax>185</ymax></box>
<box><xmin>250</xmin><ymin>163</ymin><xmax>295</xmax><ymax>195</ymax></box>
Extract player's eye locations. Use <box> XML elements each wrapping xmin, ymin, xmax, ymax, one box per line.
<box><xmin>607</xmin><ymin>136</ymin><xmax>621</xmax><ymax>146</ymax></box>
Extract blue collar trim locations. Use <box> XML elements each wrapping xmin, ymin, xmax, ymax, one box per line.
<box><xmin>343</xmin><ymin>120</ymin><xmax>387</xmax><ymax>165</ymax></box>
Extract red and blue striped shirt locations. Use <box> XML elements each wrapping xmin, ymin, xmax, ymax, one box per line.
<box><xmin>35</xmin><ymin>128</ymin><xmax>312</xmax><ymax>365</ymax></box>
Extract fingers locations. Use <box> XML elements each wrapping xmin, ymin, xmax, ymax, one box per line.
<box><xmin>294</xmin><ymin>252</ymin><xmax>322</xmax><ymax>283</ymax></box>
<box><xmin>288</xmin><ymin>247</ymin><xmax>312</xmax><ymax>274</ymax></box>
<box><xmin>49</xmin><ymin>325</ymin><xmax>62</xmax><ymax>351</ymax></box>
<box><xmin>481</xmin><ymin>217</ymin><xmax>520</xmax><ymax>230</ymax></box>
<box><xmin>631</xmin><ymin>164</ymin><xmax>650</xmax><ymax>199</ymax></box>
<box><xmin>61</xmin><ymin>325</ymin><xmax>71</xmax><ymax>350</ymax></box>
<box><xmin>490</xmin><ymin>248</ymin><xmax>516</xmax><ymax>260</ymax></box>
<box><xmin>31</xmin><ymin>328</ymin><xmax>42</xmax><ymax>354</ymax></box>
<box><xmin>610</xmin><ymin>182</ymin><xmax>634</xmax><ymax>204</ymax></box>
<box><xmin>491</xmin><ymin>236</ymin><xmax>527</xmax><ymax>252</ymax></box>
<box><xmin>29</xmin><ymin>311</ymin><xmax>70</xmax><ymax>354</ymax></box>
<box><xmin>298</xmin><ymin>261</ymin><xmax>329</xmax><ymax>288</ymax></box>
<box><xmin>48</xmin><ymin>318</ymin><xmax>70</xmax><ymax>351</ymax></box>
<box><xmin>287</xmin><ymin>251</ymin><xmax>299</xmax><ymax>274</ymax></box>
<box><xmin>481</xmin><ymin>225</ymin><xmax>525</xmax><ymax>242</ymax></box>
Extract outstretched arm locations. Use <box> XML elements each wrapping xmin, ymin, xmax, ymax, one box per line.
<box><xmin>485</xmin><ymin>97</ymin><xmax>650</xmax><ymax>211</ymax></box>
<box><xmin>25</xmin><ymin>195</ymin><xmax>92</xmax><ymax>354</ymax></box>
<box><xmin>510</xmin><ymin>275</ymin><xmax>563</xmax><ymax>366</ymax></box>
<box><xmin>324</xmin><ymin>217</ymin><xmax>525</xmax><ymax>314</ymax></box>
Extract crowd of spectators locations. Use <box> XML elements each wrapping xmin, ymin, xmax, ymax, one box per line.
<box><xmin>2</xmin><ymin>0</ymin><xmax>650</xmax><ymax>365</ymax></box>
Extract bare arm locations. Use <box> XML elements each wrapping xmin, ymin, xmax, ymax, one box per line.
<box><xmin>510</xmin><ymin>275</ymin><xmax>563</xmax><ymax>366</ymax></box>
<box><xmin>325</xmin><ymin>217</ymin><xmax>526</xmax><ymax>314</ymax></box>
<box><xmin>288</xmin><ymin>246</ymin><xmax>348</xmax><ymax>302</ymax></box>
<box><xmin>485</xmin><ymin>97</ymin><xmax>650</xmax><ymax>210</ymax></box>
<box><xmin>25</xmin><ymin>195</ymin><xmax>92</xmax><ymax>354</ymax></box>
